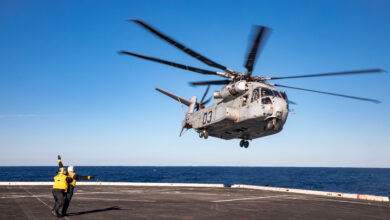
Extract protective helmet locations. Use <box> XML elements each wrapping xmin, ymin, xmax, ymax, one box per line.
<box><xmin>67</xmin><ymin>166</ymin><xmax>75</xmax><ymax>172</ymax></box>
<box><xmin>58</xmin><ymin>167</ymin><xmax>66</xmax><ymax>174</ymax></box>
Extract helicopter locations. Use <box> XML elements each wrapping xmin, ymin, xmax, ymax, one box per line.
<box><xmin>120</xmin><ymin>19</ymin><xmax>384</xmax><ymax>148</ymax></box>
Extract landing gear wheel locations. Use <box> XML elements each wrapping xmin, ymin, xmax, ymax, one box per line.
<box><xmin>200</xmin><ymin>130</ymin><xmax>208</xmax><ymax>139</ymax></box>
<box><xmin>240</xmin><ymin>140</ymin><xmax>245</xmax><ymax>147</ymax></box>
<box><xmin>244</xmin><ymin>141</ymin><xmax>249</xmax><ymax>148</ymax></box>
<box><xmin>203</xmin><ymin>131</ymin><xmax>209</xmax><ymax>139</ymax></box>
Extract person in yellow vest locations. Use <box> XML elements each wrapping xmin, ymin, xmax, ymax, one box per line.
<box><xmin>57</xmin><ymin>155</ymin><xmax>95</xmax><ymax>216</ymax></box>
<box><xmin>52</xmin><ymin>167</ymin><xmax>73</xmax><ymax>218</ymax></box>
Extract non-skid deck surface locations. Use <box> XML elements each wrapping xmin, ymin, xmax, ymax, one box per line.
<box><xmin>0</xmin><ymin>185</ymin><xmax>389</xmax><ymax>219</ymax></box>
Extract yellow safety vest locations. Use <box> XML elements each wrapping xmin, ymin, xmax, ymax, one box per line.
<box><xmin>53</xmin><ymin>174</ymin><xmax>68</xmax><ymax>192</ymax></box>
<box><xmin>68</xmin><ymin>171</ymin><xmax>76</xmax><ymax>187</ymax></box>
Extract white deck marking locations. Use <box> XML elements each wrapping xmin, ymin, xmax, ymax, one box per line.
<box><xmin>0</xmin><ymin>191</ymin><xmax>153</xmax><ymax>199</ymax></box>
<box><xmin>212</xmin><ymin>195</ymin><xmax>291</xmax><ymax>203</ymax></box>
<box><xmin>0</xmin><ymin>194</ymin><xmax>51</xmax><ymax>199</ymax></box>
<box><xmin>20</xmin><ymin>186</ymin><xmax>71</xmax><ymax>220</ymax></box>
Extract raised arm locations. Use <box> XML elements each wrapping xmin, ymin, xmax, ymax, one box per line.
<box><xmin>58</xmin><ymin>155</ymin><xmax>64</xmax><ymax>168</ymax></box>
<box><xmin>73</xmin><ymin>174</ymin><xmax>95</xmax><ymax>180</ymax></box>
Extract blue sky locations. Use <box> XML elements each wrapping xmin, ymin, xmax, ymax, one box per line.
<box><xmin>0</xmin><ymin>0</ymin><xmax>389</xmax><ymax>166</ymax></box>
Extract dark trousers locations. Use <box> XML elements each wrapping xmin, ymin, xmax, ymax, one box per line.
<box><xmin>62</xmin><ymin>185</ymin><xmax>74</xmax><ymax>215</ymax></box>
<box><xmin>52</xmin><ymin>189</ymin><xmax>65</xmax><ymax>214</ymax></box>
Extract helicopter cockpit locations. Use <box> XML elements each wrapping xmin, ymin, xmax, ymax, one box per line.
<box><xmin>251</xmin><ymin>88</ymin><xmax>260</xmax><ymax>102</ymax></box>
<box><xmin>261</xmin><ymin>88</ymin><xmax>273</xmax><ymax>105</ymax></box>
<box><xmin>251</xmin><ymin>87</ymin><xmax>287</xmax><ymax>105</ymax></box>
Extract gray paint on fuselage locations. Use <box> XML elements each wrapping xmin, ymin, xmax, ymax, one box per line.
<box><xmin>187</xmin><ymin>81</ymin><xmax>289</xmax><ymax>140</ymax></box>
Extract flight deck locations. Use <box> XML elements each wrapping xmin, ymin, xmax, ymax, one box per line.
<box><xmin>0</xmin><ymin>183</ymin><xmax>389</xmax><ymax>219</ymax></box>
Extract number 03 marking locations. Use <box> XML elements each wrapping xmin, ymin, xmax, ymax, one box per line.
<box><xmin>203</xmin><ymin>111</ymin><xmax>212</xmax><ymax>125</ymax></box>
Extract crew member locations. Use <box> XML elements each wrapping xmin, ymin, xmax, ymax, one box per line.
<box><xmin>52</xmin><ymin>167</ymin><xmax>73</xmax><ymax>218</ymax></box>
<box><xmin>58</xmin><ymin>155</ymin><xmax>95</xmax><ymax>216</ymax></box>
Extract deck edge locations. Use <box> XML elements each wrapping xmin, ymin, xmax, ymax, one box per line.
<box><xmin>231</xmin><ymin>184</ymin><xmax>390</xmax><ymax>202</ymax></box>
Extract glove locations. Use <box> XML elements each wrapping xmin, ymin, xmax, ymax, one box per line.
<box><xmin>88</xmin><ymin>175</ymin><xmax>95</xmax><ymax>180</ymax></box>
<box><xmin>57</xmin><ymin>155</ymin><xmax>61</xmax><ymax>162</ymax></box>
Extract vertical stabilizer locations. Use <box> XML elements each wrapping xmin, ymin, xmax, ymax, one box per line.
<box><xmin>187</xmin><ymin>96</ymin><xmax>197</xmax><ymax>113</ymax></box>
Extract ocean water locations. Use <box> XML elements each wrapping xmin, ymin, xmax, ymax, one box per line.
<box><xmin>0</xmin><ymin>166</ymin><xmax>389</xmax><ymax>197</ymax></box>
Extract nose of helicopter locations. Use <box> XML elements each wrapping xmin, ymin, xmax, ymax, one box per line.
<box><xmin>272</xmin><ymin>99</ymin><xmax>282</xmax><ymax>114</ymax></box>
<box><xmin>272</xmin><ymin>97</ymin><xmax>288</xmax><ymax>121</ymax></box>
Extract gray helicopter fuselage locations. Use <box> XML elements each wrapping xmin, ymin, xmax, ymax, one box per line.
<box><xmin>185</xmin><ymin>81</ymin><xmax>289</xmax><ymax>140</ymax></box>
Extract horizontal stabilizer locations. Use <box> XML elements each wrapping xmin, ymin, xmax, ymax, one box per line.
<box><xmin>155</xmin><ymin>88</ymin><xmax>192</xmax><ymax>106</ymax></box>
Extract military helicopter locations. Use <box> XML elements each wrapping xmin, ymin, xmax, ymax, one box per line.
<box><xmin>120</xmin><ymin>20</ymin><xmax>384</xmax><ymax>148</ymax></box>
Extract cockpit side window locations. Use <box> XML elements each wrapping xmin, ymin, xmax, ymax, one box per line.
<box><xmin>280</xmin><ymin>91</ymin><xmax>288</xmax><ymax>100</ymax></box>
<box><xmin>251</xmin><ymin>88</ymin><xmax>260</xmax><ymax>102</ymax></box>
<box><xmin>261</xmin><ymin>88</ymin><xmax>273</xmax><ymax>97</ymax></box>
<box><xmin>262</xmin><ymin>97</ymin><xmax>272</xmax><ymax>104</ymax></box>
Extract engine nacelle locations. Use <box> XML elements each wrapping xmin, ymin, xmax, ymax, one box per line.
<box><xmin>214</xmin><ymin>81</ymin><xmax>247</xmax><ymax>101</ymax></box>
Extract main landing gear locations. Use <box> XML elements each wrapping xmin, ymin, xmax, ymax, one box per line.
<box><xmin>240</xmin><ymin>140</ymin><xmax>249</xmax><ymax>148</ymax></box>
<box><xmin>199</xmin><ymin>130</ymin><xmax>209</xmax><ymax>139</ymax></box>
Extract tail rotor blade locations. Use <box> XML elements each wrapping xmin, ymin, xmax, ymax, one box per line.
<box><xmin>202</xmin><ymin>97</ymin><xmax>212</xmax><ymax>105</ymax></box>
<box><xmin>195</xmin><ymin>85</ymin><xmax>211</xmax><ymax>111</ymax></box>
<box><xmin>200</xmin><ymin>85</ymin><xmax>210</xmax><ymax>104</ymax></box>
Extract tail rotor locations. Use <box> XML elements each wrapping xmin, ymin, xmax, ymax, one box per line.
<box><xmin>195</xmin><ymin>85</ymin><xmax>211</xmax><ymax>111</ymax></box>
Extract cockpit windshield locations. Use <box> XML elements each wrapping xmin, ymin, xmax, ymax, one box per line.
<box><xmin>273</xmin><ymin>90</ymin><xmax>281</xmax><ymax>97</ymax></box>
<box><xmin>261</xmin><ymin>88</ymin><xmax>273</xmax><ymax>97</ymax></box>
<box><xmin>261</xmin><ymin>87</ymin><xmax>283</xmax><ymax>98</ymax></box>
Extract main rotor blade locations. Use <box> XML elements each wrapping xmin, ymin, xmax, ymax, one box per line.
<box><xmin>271</xmin><ymin>83</ymin><xmax>380</xmax><ymax>103</ymax></box>
<box><xmin>119</xmin><ymin>50</ymin><xmax>230</xmax><ymax>78</ymax></box>
<box><xmin>130</xmin><ymin>19</ymin><xmax>235</xmax><ymax>74</ymax></box>
<box><xmin>190</xmin><ymin>79</ymin><xmax>231</xmax><ymax>86</ymax></box>
<box><xmin>268</xmin><ymin>69</ymin><xmax>385</xmax><ymax>80</ymax></box>
<box><xmin>244</xmin><ymin>25</ymin><xmax>270</xmax><ymax>75</ymax></box>
<box><xmin>288</xmin><ymin>100</ymin><xmax>297</xmax><ymax>105</ymax></box>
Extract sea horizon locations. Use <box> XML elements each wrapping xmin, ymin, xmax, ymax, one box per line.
<box><xmin>1</xmin><ymin>166</ymin><xmax>389</xmax><ymax>196</ymax></box>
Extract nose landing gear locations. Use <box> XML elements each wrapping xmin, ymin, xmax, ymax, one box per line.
<box><xmin>239</xmin><ymin>140</ymin><xmax>249</xmax><ymax>148</ymax></box>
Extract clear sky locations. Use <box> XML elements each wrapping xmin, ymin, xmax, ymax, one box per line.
<box><xmin>0</xmin><ymin>0</ymin><xmax>389</xmax><ymax>167</ymax></box>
